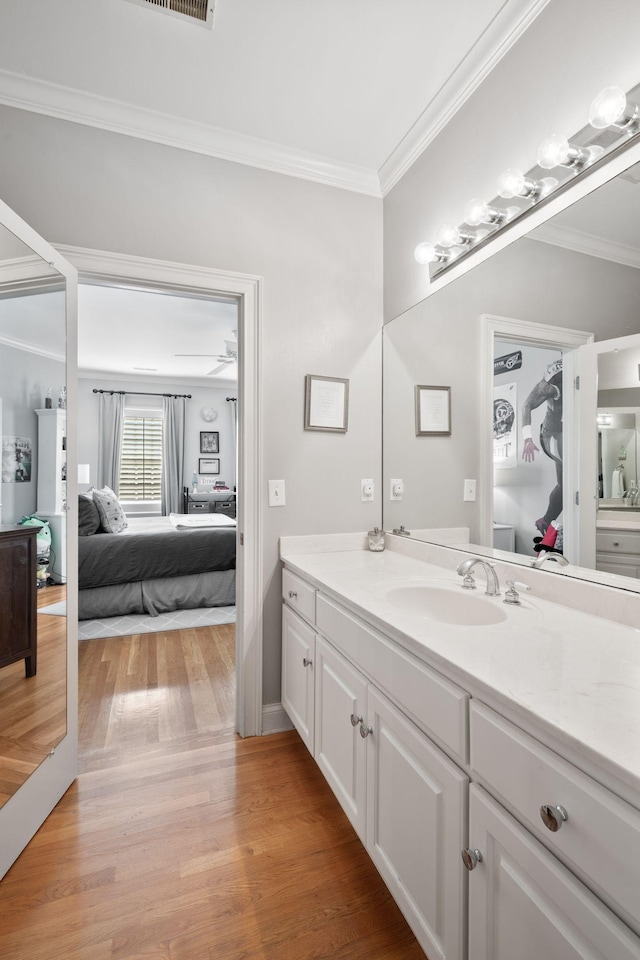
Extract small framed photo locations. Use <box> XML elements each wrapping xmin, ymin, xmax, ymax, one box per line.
<box><xmin>304</xmin><ymin>375</ymin><xmax>349</xmax><ymax>433</ymax></box>
<box><xmin>415</xmin><ymin>385</ymin><xmax>451</xmax><ymax>436</ymax></box>
<box><xmin>200</xmin><ymin>431</ymin><xmax>219</xmax><ymax>454</ymax></box>
<box><xmin>199</xmin><ymin>457</ymin><xmax>220</xmax><ymax>475</ymax></box>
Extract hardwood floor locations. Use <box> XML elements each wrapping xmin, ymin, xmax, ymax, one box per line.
<box><xmin>0</xmin><ymin>623</ymin><xmax>425</xmax><ymax>960</ymax></box>
<box><xmin>0</xmin><ymin>583</ymin><xmax>67</xmax><ymax>805</ymax></box>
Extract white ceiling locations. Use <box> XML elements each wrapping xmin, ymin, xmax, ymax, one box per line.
<box><xmin>78</xmin><ymin>285</ymin><xmax>239</xmax><ymax>383</ymax></box>
<box><xmin>0</xmin><ymin>0</ymin><xmax>549</xmax><ymax>195</ymax></box>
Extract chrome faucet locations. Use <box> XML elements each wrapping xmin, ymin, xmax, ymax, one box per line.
<box><xmin>624</xmin><ymin>484</ymin><xmax>639</xmax><ymax>506</ymax></box>
<box><xmin>532</xmin><ymin>551</ymin><xmax>569</xmax><ymax>569</ymax></box>
<box><xmin>456</xmin><ymin>557</ymin><xmax>500</xmax><ymax>596</ymax></box>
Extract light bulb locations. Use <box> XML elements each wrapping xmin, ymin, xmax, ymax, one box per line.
<box><xmin>589</xmin><ymin>86</ymin><xmax>630</xmax><ymax>129</ymax></box>
<box><xmin>537</xmin><ymin>134</ymin><xmax>603</xmax><ymax>170</ymax></box>
<box><xmin>414</xmin><ymin>241</ymin><xmax>437</xmax><ymax>264</ymax></box>
<box><xmin>537</xmin><ymin>134</ymin><xmax>571</xmax><ymax>169</ymax></box>
<box><xmin>496</xmin><ymin>168</ymin><xmax>526</xmax><ymax>199</ymax></box>
<box><xmin>497</xmin><ymin>168</ymin><xmax>558</xmax><ymax>200</ymax></box>
<box><xmin>463</xmin><ymin>199</ymin><xmax>490</xmax><ymax>227</ymax></box>
<box><xmin>436</xmin><ymin>224</ymin><xmax>462</xmax><ymax>248</ymax></box>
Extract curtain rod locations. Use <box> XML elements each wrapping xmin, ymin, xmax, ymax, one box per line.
<box><xmin>93</xmin><ymin>389</ymin><xmax>192</xmax><ymax>399</ymax></box>
<box><xmin>226</xmin><ymin>396</ymin><xmax>237</xmax><ymax>402</ymax></box>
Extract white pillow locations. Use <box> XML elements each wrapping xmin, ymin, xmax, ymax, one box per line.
<box><xmin>92</xmin><ymin>486</ymin><xmax>128</xmax><ymax>534</ymax></box>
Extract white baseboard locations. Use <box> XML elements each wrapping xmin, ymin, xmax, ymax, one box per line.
<box><xmin>261</xmin><ymin>702</ymin><xmax>293</xmax><ymax>735</ymax></box>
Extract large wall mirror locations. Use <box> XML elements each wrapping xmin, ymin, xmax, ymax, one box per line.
<box><xmin>383</xmin><ymin>139</ymin><xmax>640</xmax><ymax>591</ymax></box>
<box><xmin>0</xmin><ymin>221</ymin><xmax>67</xmax><ymax>803</ymax></box>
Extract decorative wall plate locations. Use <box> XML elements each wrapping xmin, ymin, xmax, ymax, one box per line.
<box><xmin>200</xmin><ymin>406</ymin><xmax>218</xmax><ymax>422</ymax></box>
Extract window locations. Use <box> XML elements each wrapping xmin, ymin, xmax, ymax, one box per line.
<box><xmin>119</xmin><ymin>413</ymin><xmax>163</xmax><ymax>502</ymax></box>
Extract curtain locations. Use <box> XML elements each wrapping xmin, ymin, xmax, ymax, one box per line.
<box><xmin>162</xmin><ymin>396</ymin><xmax>186</xmax><ymax>515</ymax></box>
<box><xmin>97</xmin><ymin>392</ymin><xmax>125</xmax><ymax>491</ymax></box>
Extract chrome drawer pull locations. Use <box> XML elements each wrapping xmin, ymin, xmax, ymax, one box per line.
<box><xmin>359</xmin><ymin>722</ymin><xmax>373</xmax><ymax>739</ymax></box>
<box><xmin>288</xmin><ymin>590</ymin><xmax>298</xmax><ymax>599</ymax></box>
<box><xmin>540</xmin><ymin>804</ymin><xmax>568</xmax><ymax>832</ymax></box>
<box><xmin>302</xmin><ymin>657</ymin><xmax>312</xmax><ymax>668</ymax></box>
<box><xmin>461</xmin><ymin>848</ymin><xmax>483</xmax><ymax>871</ymax></box>
<box><xmin>350</xmin><ymin>713</ymin><xmax>363</xmax><ymax>727</ymax></box>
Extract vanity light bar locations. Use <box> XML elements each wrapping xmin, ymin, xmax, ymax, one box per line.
<box><xmin>414</xmin><ymin>82</ymin><xmax>640</xmax><ymax>278</ymax></box>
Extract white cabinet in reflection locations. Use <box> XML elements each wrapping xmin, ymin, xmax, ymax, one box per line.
<box><xmin>35</xmin><ymin>408</ymin><xmax>67</xmax><ymax>583</ymax></box>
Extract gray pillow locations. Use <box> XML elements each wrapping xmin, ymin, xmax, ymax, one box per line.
<box><xmin>92</xmin><ymin>486</ymin><xmax>128</xmax><ymax>534</ymax></box>
<box><xmin>78</xmin><ymin>494</ymin><xmax>101</xmax><ymax>537</ymax></box>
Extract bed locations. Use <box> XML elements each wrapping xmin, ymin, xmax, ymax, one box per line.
<box><xmin>78</xmin><ymin>513</ymin><xmax>236</xmax><ymax>620</ymax></box>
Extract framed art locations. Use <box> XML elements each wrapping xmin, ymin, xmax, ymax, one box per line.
<box><xmin>304</xmin><ymin>375</ymin><xmax>349</xmax><ymax>433</ymax></box>
<box><xmin>199</xmin><ymin>457</ymin><xmax>220</xmax><ymax>475</ymax></box>
<box><xmin>200</xmin><ymin>431</ymin><xmax>219</xmax><ymax>454</ymax></box>
<box><xmin>415</xmin><ymin>385</ymin><xmax>451</xmax><ymax>436</ymax></box>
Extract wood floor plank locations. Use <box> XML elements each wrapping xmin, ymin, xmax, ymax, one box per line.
<box><xmin>0</xmin><ymin>623</ymin><xmax>425</xmax><ymax>960</ymax></box>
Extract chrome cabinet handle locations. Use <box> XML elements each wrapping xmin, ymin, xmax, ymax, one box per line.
<box><xmin>359</xmin><ymin>722</ymin><xmax>373</xmax><ymax>739</ymax></box>
<box><xmin>350</xmin><ymin>713</ymin><xmax>363</xmax><ymax>727</ymax></box>
<box><xmin>540</xmin><ymin>804</ymin><xmax>568</xmax><ymax>832</ymax></box>
<box><xmin>613</xmin><ymin>541</ymin><xmax>620</xmax><ymax>547</ymax></box>
<box><xmin>461</xmin><ymin>848</ymin><xmax>483</xmax><ymax>871</ymax></box>
<box><xmin>288</xmin><ymin>590</ymin><xmax>298</xmax><ymax>599</ymax></box>
<box><xmin>302</xmin><ymin>657</ymin><xmax>312</xmax><ymax>667</ymax></box>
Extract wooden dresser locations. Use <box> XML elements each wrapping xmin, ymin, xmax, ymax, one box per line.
<box><xmin>0</xmin><ymin>525</ymin><xmax>38</xmax><ymax>677</ymax></box>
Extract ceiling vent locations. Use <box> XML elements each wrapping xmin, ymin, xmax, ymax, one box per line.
<box><xmin>122</xmin><ymin>0</ymin><xmax>215</xmax><ymax>29</ymax></box>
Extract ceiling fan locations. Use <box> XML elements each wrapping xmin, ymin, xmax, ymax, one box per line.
<box><xmin>207</xmin><ymin>338</ymin><xmax>238</xmax><ymax>376</ymax></box>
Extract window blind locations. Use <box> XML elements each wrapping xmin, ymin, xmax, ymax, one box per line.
<box><xmin>119</xmin><ymin>415</ymin><xmax>163</xmax><ymax>501</ymax></box>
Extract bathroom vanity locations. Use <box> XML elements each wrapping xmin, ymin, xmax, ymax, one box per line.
<box><xmin>280</xmin><ymin>534</ymin><xmax>640</xmax><ymax>960</ymax></box>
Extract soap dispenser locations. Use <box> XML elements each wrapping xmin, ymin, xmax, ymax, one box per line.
<box><xmin>367</xmin><ymin>527</ymin><xmax>385</xmax><ymax>552</ymax></box>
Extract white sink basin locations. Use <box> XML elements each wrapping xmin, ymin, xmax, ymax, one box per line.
<box><xmin>382</xmin><ymin>581</ymin><xmax>508</xmax><ymax>626</ymax></box>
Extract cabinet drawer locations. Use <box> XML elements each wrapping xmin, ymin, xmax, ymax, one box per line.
<box><xmin>282</xmin><ymin>568</ymin><xmax>316</xmax><ymax>625</ymax></box>
<box><xmin>316</xmin><ymin>593</ymin><xmax>468</xmax><ymax>761</ymax></box>
<box><xmin>187</xmin><ymin>501</ymin><xmax>209</xmax><ymax>513</ymax></box>
<box><xmin>596</xmin><ymin>531</ymin><xmax>640</xmax><ymax>555</ymax></box>
<box><xmin>471</xmin><ymin>701</ymin><xmax>640</xmax><ymax>931</ymax></box>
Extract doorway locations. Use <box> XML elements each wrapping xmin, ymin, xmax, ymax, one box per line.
<box><xmin>66</xmin><ymin>246</ymin><xmax>263</xmax><ymax>737</ymax></box>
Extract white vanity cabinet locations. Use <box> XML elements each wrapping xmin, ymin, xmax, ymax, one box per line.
<box><xmin>281</xmin><ymin>569</ymin><xmax>317</xmax><ymax>754</ymax></box>
<box><xmin>596</xmin><ymin>527</ymin><xmax>640</xmax><ymax>578</ymax></box>
<box><xmin>282</xmin><ymin>570</ymin><xmax>469</xmax><ymax>960</ymax></box>
<box><xmin>466</xmin><ymin>784</ymin><xmax>640</xmax><ymax>960</ymax></box>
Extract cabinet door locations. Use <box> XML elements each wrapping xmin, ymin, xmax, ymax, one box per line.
<box><xmin>281</xmin><ymin>605</ymin><xmax>315</xmax><ymax>753</ymax></box>
<box><xmin>467</xmin><ymin>784</ymin><xmax>640</xmax><ymax>960</ymax></box>
<box><xmin>366</xmin><ymin>685</ymin><xmax>468</xmax><ymax>960</ymax></box>
<box><xmin>314</xmin><ymin>636</ymin><xmax>367</xmax><ymax>841</ymax></box>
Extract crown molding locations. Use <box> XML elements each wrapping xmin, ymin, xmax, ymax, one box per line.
<box><xmin>0</xmin><ymin>333</ymin><xmax>64</xmax><ymax>363</ymax></box>
<box><xmin>529</xmin><ymin>222</ymin><xmax>640</xmax><ymax>270</ymax></box>
<box><xmin>378</xmin><ymin>0</ymin><xmax>551</xmax><ymax>196</ymax></box>
<box><xmin>0</xmin><ymin>69</ymin><xmax>381</xmax><ymax>197</ymax></box>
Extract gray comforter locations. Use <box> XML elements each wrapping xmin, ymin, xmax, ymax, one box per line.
<box><xmin>78</xmin><ymin>516</ymin><xmax>236</xmax><ymax>590</ymax></box>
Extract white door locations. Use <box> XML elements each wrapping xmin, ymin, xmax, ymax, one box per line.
<box><xmin>366</xmin><ymin>684</ymin><xmax>468</xmax><ymax>960</ymax></box>
<box><xmin>466</xmin><ymin>784</ymin><xmax>640</xmax><ymax>960</ymax></box>
<box><xmin>281</xmin><ymin>605</ymin><xmax>315</xmax><ymax>753</ymax></box>
<box><xmin>314</xmin><ymin>636</ymin><xmax>367</xmax><ymax>841</ymax></box>
<box><xmin>576</xmin><ymin>332</ymin><xmax>640</xmax><ymax>569</ymax></box>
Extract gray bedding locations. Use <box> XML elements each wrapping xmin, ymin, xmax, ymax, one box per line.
<box><xmin>78</xmin><ymin>569</ymin><xmax>236</xmax><ymax>620</ymax></box>
<box><xmin>78</xmin><ymin>516</ymin><xmax>236</xmax><ymax>590</ymax></box>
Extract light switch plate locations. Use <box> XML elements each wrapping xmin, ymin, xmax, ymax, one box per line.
<box><xmin>361</xmin><ymin>479</ymin><xmax>374</xmax><ymax>502</ymax></box>
<box><xmin>463</xmin><ymin>479</ymin><xmax>477</xmax><ymax>502</ymax></box>
<box><xmin>390</xmin><ymin>478</ymin><xmax>404</xmax><ymax>501</ymax></box>
<box><xmin>268</xmin><ymin>479</ymin><xmax>286</xmax><ymax>506</ymax></box>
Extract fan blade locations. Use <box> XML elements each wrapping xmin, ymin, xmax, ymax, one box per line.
<box><xmin>207</xmin><ymin>362</ymin><xmax>228</xmax><ymax>376</ymax></box>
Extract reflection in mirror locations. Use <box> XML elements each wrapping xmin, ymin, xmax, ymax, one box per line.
<box><xmin>0</xmin><ymin>220</ymin><xmax>67</xmax><ymax>806</ymax></box>
<box><xmin>383</xmin><ymin>150</ymin><xmax>640</xmax><ymax>588</ymax></box>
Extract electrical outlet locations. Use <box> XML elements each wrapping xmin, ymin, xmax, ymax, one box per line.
<box><xmin>463</xmin><ymin>479</ymin><xmax>477</xmax><ymax>502</ymax></box>
<box><xmin>361</xmin><ymin>479</ymin><xmax>374</xmax><ymax>502</ymax></box>
<box><xmin>390</xmin><ymin>478</ymin><xmax>404</xmax><ymax>501</ymax></box>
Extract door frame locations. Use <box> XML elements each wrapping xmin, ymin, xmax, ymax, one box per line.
<box><xmin>59</xmin><ymin>244</ymin><xmax>264</xmax><ymax>737</ymax></box>
<box><xmin>480</xmin><ymin>314</ymin><xmax>593</xmax><ymax>560</ymax></box>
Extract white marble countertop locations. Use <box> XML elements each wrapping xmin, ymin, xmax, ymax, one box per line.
<box><xmin>597</xmin><ymin>510</ymin><xmax>640</xmax><ymax>531</ymax></box>
<box><xmin>280</xmin><ymin>541</ymin><xmax>640</xmax><ymax>804</ymax></box>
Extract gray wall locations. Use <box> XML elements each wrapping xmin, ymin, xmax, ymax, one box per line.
<box><xmin>77</xmin><ymin>376</ymin><xmax>236</xmax><ymax>504</ymax></box>
<box><xmin>0</xmin><ymin>344</ymin><xmax>65</xmax><ymax>523</ymax></box>
<box><xmin>383</xmin><ymin>0</ymin><xmax>640</xmax><ymax>323</ymax></box>
<box><xmin>0</xmin><ymin>105</ymin><xmax>383</xmax><ymax>706</ymax></box>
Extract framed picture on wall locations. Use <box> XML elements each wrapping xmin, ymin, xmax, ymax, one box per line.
<box><xmin>304</xmin><ymin>375</ymin><xmax>349</xmax><ymax>432</ymax></box>
<box><xmin>200</xmin><ymin>431</ymin><xmax>219</xmax><ymax>454</ymax></box>
<box><xmin>199</xmin><ymin>457</ymin><xmax>220</xmax><ymax>475</ymax></box>
<box><xmin>415</xmin><ymin>385</ymin><xmax>451</xmax><ymax>436</ymax></box>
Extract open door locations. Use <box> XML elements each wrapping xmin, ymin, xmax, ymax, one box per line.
<box><xmin>576</xmin><ymin>332</ymin><xmax>640</xmax><ymax>570</ymax></box>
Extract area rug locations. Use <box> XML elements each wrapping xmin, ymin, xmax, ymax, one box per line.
<box><xmin>39</xmin><ymin>602</ymin><xmax>236</xmax><ymax>640</ymax></box>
